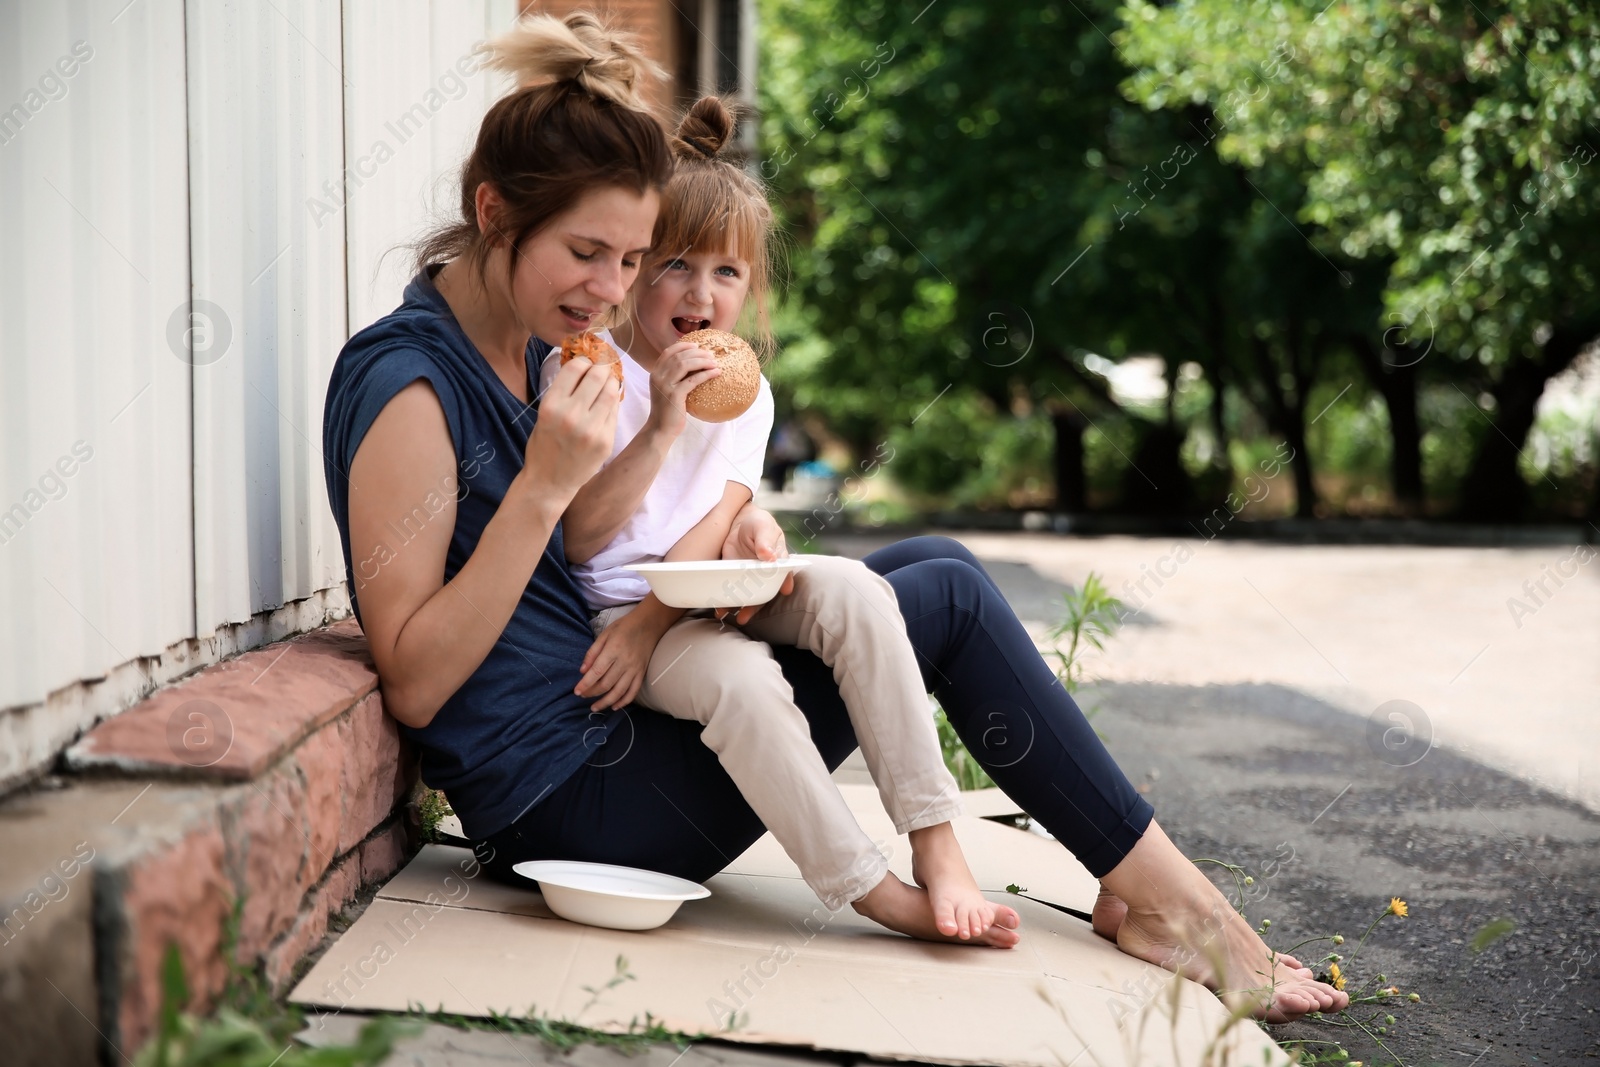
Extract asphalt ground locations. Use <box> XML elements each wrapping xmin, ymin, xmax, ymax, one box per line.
<box><xmin>1085</xmin><ymin>680</ymin><xmax>1600</xmax><ymax>1066</ymax></box>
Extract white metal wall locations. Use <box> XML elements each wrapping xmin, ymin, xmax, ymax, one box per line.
<box><xmin>187</xmin><ymin>0</ymin><xmax>350</xmax><ymax>636</ymax></box>
<box><xmin>0</xmin><ymin>0</ymin><xmax>194</xmax><ymax>756</ymax></box>
<box><xmin>0</xmin><ymin>0</ymin><xmax>518</xmax><ymax>781</ymax></box>
<box><xmin>343</xmin><ymin>0</ymin><xmax>517</xmax><ymax>334</ymax></box>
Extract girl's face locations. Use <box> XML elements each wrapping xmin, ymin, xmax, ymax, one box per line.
<box><xmin>498</xmin><ymin>185</ymin><xmax>659</xmax><ymax>345</ymax></box>
<box><xmin>631</xmin><ymin>246</ymin><xmax>752</xmax><ymax>357</ymax></box>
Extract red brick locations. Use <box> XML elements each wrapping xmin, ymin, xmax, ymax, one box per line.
<box><xmin>222</xmin><ymin>770</ymin><xmax>314</xmax><ymax>961</ymax></box>
<box><xmin>337</xmin><ymin>695</ymin><xmax>405</xmax><ymax>854</ymax></box>
<box><xmin>66</xmin><ymin>619</ymin><xmax>377</xmax><ymax>782</ymax></box>
<box><xmin>119</xmin><ymin>823</ymin><xmax>231</xmax><ymax>1052</ymax></box>
<box><xmin>318</xmin><ymin>852</ymin><xmax>362</xmax><ymax>915</ymax></box>
<box><xmin>295</xmin><ymin>724</ymin><xmax>345</xmax><ymax>877</ymax></box>
<box><xmin>359</xmin><ymin>822</ymin><xmax>410</xmax><ymax>886</ymax></box>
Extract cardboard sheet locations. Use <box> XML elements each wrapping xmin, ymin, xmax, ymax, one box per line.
<box><xmin>291</xmin><ymin>785</ymin><xmax>1287</xmax><ymax>1066</ymax></box>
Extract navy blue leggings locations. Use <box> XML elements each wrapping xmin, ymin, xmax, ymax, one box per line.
<box><xmin>481</xmin><ymin>536</ymin><xmax>1153</xmax><ymax>883</ymax></box>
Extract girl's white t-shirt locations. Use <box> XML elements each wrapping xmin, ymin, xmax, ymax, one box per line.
<box><xmin>538</xmin><ymin>330</ymin><xmax>774</xmax><ymax>610</ymax></box>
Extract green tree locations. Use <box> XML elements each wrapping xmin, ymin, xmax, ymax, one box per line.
<box><xmin>759</xmin><ymin>0</ymin><xmax>1392</xmax><ymax>517</ymax></box>
<box><xmin>1119</xmin><ymin>0</ymin><xmax>1600</xmax><ymax>519</ymax></box>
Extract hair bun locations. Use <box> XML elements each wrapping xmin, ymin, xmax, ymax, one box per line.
<box><xmin>483</xmin><ymin>11</ymin><xmax>663</xmax><ymax>112</ymax></box>
<box><xmin>671</xmin><ymin>96</ymin><xmax>738</xmax><ymax>162</ymax></box>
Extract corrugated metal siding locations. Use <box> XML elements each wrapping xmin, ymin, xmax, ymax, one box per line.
<box><xmin>0</xmin><ymin>0</ymin><xmax>194</xmax><ymax>710</ymax></box>
<box><xmin>342</xmin><ymin>0</ymin><xmax>517</xmax><ymax>335</ymax></box>
<box><xmin>1</xmin><ymin>0</ymin><xmax>519</xmax><ymax>782</ymax></box>
<box><xmin>188</xmin><ymin>0</ymin><xmax>350</xmax><ymax>636</ymax></box>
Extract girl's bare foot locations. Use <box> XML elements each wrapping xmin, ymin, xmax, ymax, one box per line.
<box><xmin>1101</xmin><ymin>824</ymin><xmax>1347</xmax><ymax>1022</ymax></box>
<box><xmin>907</xmin><ymin>822</ymin><xmax>995</xmax><ymax>939</ymax></box>
<box><xmin>853</xmin><ymin>870</ymin><xmax>1021</xmax><ymax>948</ymax></box>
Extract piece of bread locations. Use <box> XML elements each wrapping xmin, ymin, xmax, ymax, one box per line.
<box><xmin>559</xmin><ymin>331</ymin><xmax>624</xmax><ymax>397</ymax></box>
<box><xmin>680</xmin><ymin>329</ymin><xmax>760</xmax><ymax>422</ymax></box>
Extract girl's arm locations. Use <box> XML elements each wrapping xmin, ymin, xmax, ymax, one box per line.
<box><xmin>348</xmin><ymin>361</ymin><xmax>619</xmax><ymax>729</ymax></box>
<box><xmin>666</xmin><ymin>480</ymin><xmax>754</xmax><ymax>563</ymax></box>
<box><xmin>594</xmin><ymin>480</ymin><xmax>753</xmax><ymax>639</ymax></box>
<box><xmin>573</xmin><ymin>480</ymin><xmax>751</xmax><ymax>708</ymax></box>
<box><xmin>558</xmin><ymin>341</ymin><xmax>721</xmax><ymax>564</ymax></box>
<box><xmin>559</xmin><ymin>424</ymin><xmax>674</xmax><ymax>564</ymax></box>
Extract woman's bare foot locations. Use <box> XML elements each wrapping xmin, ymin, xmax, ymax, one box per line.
<box><xmin>1091</xmin><ymin>884</ymin><xmax>1312</xmax><ymax>974</ymax></box>
<box><xmin>1101</xmin><ymin>824</ymin><xmax>1347</xmax><ymax>1022</ymax></box>
<box><xmin>906</xmin><ymin>822</ymin><xmax>996</xmax><ymax>939</ymax></box>
<box><xmin>853</xmin><ymin>870</ymin><xmax>1021</xmax><ymax>948</ymax></box>
<box><xmin>1091</xmin><ymin>885</ymin><xmax>1127</xmax><ymax>941</ymax></box>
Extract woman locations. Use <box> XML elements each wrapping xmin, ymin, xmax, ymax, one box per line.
<box><xmin>321</xmin><ymin>12</ymin><xmax>1345</xmax><ymax>1021</ymax></box>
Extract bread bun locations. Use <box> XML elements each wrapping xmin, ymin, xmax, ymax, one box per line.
<box><xmin>680</xmin><ymin>329</ymin><xmax>760</xmax><ymax>422</ymax></box>
<box><xmin>560</xmin><ymin>332</ymin><xmax>624</xmax><ymax>397</ymax></box>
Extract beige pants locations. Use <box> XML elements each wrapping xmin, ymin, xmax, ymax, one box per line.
<box><xmin>591</xmin><ymin>554</ymin><xmax>964</xmax><ymax>910</ymax></box>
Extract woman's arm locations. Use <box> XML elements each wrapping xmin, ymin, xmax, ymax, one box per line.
<box><xmin>559</xmin><ymin>341</ymin><xmax>720</xmax><ymax>563</ymax></box>
<box><xmin>348</xmin><ymin>361</ymin><xmax>619</xmax><ymax>729</ymax></box>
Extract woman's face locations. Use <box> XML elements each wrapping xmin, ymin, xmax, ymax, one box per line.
<box><xmin>498</xmin><ymin>185</ymin><xmax>660</xmax><ymax>345</ymax></box>
<box><xmin>631</xmin><ymin>246</ymin><xmax>752</xmax><ymax>357</ymax></box>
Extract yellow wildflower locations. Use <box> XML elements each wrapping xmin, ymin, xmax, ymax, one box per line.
<box><xmin>1328</xmin><ymin>961</ymin><xmax>1346</xmax><ymax>991</ymax></box>
<box><xmin>1381</xmin><ymin>985</ymin><xmax>1401</xmax><ymax>996</ymax></box>
<box><xmin>1389</xmin><ymin>897</ymin><xmax>1408</xmax><ymax>917</ymax></box>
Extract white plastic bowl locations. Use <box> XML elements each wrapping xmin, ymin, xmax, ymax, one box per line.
<box><xmin>512</xmin><ymin>860</ymin><xmax>710</xmax><ymax>931</ymax></box>
<box><xmin>627</xmin><ymin>558</ymin><xmax>813</xmax><ymax>609</ymax></box>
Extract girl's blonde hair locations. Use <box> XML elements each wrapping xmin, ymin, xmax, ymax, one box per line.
<box><xmin>649</xmin><ymin>95</ymin><xmax>778</xmax><ymax>355</ymax></box>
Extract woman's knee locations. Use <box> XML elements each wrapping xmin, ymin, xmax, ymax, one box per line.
<box><xmin>898</xmin><ymin>556</ymin><xmax>990</xmax><ymax>611</ymax></box>
<box><xmin>898</xmin><ymin>535</ymin><xmax>986</xmax><ymax>572</ymax></box>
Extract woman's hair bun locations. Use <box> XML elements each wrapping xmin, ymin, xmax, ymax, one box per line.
<box><xmin>482</xmin><ymin>11</ymin><xmax>663</xmax><ymax>112</ymax></box>
<box><xmin>671</xmin><ymin>95</ymin><xmax>739</xmax><ymax>162</ymax></box>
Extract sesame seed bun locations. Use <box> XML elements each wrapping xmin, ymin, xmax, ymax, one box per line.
<box><xmin>559</xmin><ymin>332</ymin><xmax>624</xmax><ymax>397</ymax></box>
<box><xmin>680</xmin><ymin>329</ymin><xmax>760</xmax><ymax>423</ymax></box>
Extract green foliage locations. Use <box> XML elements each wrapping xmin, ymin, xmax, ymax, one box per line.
<box><xmin>1118</xmin><ymin>0</ymin><xmax>1600</xmax><ymax>515</ymax></box>
<box><xmin>1419</xmin><ymin>385</ymin><xmax>1491</xmax><ymax>507</ymax></box>
<box><xmin>1121</xmin><ymin>0</ymin><xmax>1600</xmax><ymax>366</ymax></box>
<box><xmin>1048</xmin><ymin>574</ymin><xmax>1124</xmax><ymax>694</ymax></box>
<box><xmin>416</xmin><ymin>787</ymin><xmax>453</xmax><ymax>843</ymax></box>
<box><xmin>760</xmin><ymin>0</ymin><xmax>1599</xmax><ymax>521</ymax></box>
<box><xmin>933</xmin><ymin>571</ymin><xmax>1122</xmax><ymax>790</ymax></box>
<box><xmin>403</xmin><ymin>1005</ymin><xmax>696</xmax><ymax>1055</ymax></box>
<box><xmin>884</xmin><ymin>391</ymin><xmax>1054</xmax><ymax>509</ymax></box>
<box><xmin>136</xmin><ymin>946</ymin><xmax>406</xmax><ymax>1067</ymax></box>
<box><xmin>1470</xmin><ymin>917</ymin><xmax>1517</xmax><ymax>953</ymax></box>
<box><xmin>933</xmin><ymin>705</ymin><xmax>996</xmax><ymax>791</ymax></box>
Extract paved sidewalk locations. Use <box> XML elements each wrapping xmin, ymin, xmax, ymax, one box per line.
<box><xmin>824</xmin><ymin>531</ymin><xmax>1600</xmax><ymax>813</ymax></box>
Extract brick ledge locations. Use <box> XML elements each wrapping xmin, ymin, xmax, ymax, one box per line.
<box><xmin>65</xmin><ymin>618</ymin><xmax>378</xmax><ymax>782</ymax></box>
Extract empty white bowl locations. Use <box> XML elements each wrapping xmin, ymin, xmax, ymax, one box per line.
<box><xmin>512</xmin><ymin>860</ymin><xmax>710</xmax><ymax>931</ymax></box>
<box><xmin>628</xmin><ymin>558</ymin><xmax>813</xmax><ymax>609</ymax></box>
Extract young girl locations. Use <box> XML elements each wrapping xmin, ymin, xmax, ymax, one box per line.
<box><xmin>537</xmin><ymin>97</ymin><xmax>1015</xmax><ymax>947</ymax></box>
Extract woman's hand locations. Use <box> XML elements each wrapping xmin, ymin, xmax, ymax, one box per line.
<box><xmin>576</xmin><ymin>610</ymin><xmax>664</xmax><ymax>712</ymax></box>
<box><xmin>522</xmin><ymin>356</ymin><xmax>620</xmax><ymax>502</ymax></box>
<box><xmin>717</xmin><ymin>504</ymin><xmax>794</xmax><ymax>625</ymax></box>
<box><xmin>643</xmin><ymin>340</ymin><xmax>721</xmax><ymax>439</ymax></box>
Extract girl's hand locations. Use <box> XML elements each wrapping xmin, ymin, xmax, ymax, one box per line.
<box><xmin>643</xmin><ymin>341</ymin><xmax>722</xmax><ymax>438</ymax></box>
<box><xmin>522</xmin><ymin>357</ymin><xmax>619</xmax><ymax>501</ymax></box>
<box><xmin>717</xmin><ymin>505</ymin><xmax>794</xmax><ymax>625</ymax></box>
<box><xmin>575</xmin><ymin>611</ymin><xmax>662</xmax><ymax>711</ymax></box>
